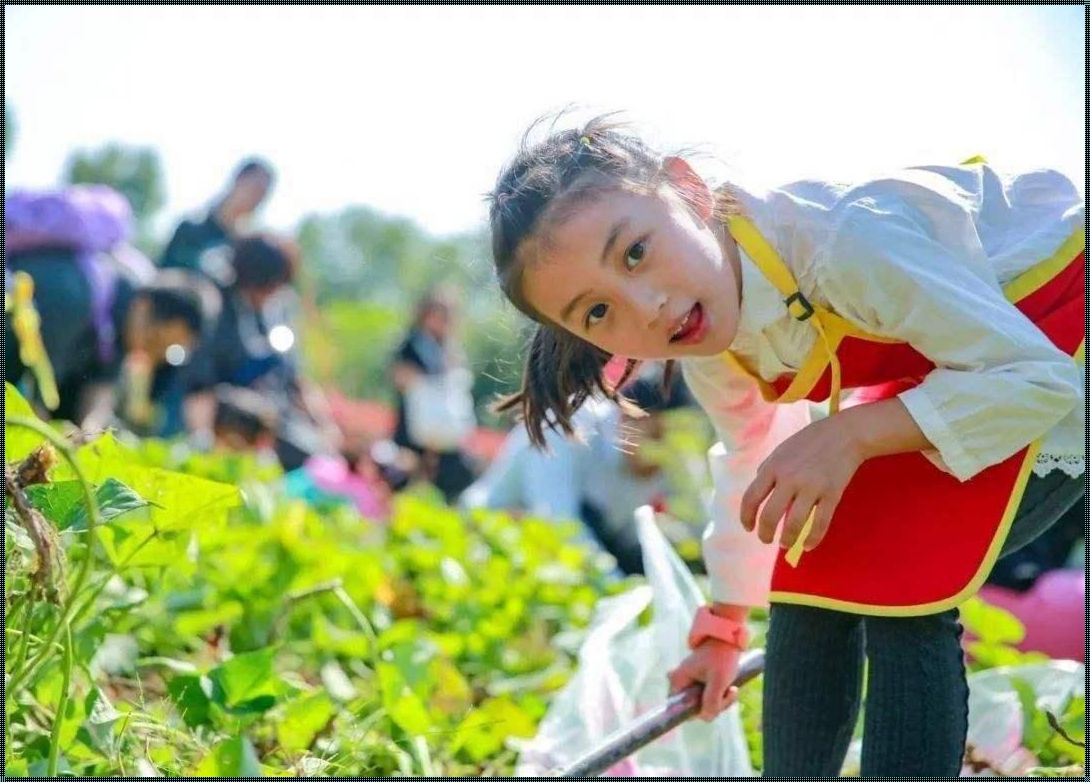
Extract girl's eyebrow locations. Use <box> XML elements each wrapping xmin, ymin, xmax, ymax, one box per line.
<box><xmin>560</xmin><ymin>218</ymin><xmax>630</xmax><ymax>325</ymax></box>
<box><xmin>561</xmin><ymin>290</ymin><xmax>592</xmax><ymax>326</ymax></box>
<box><xmin>600</xmin><ymin>218</ymin><xmax>630</xmax><ymax>264</ymax></box>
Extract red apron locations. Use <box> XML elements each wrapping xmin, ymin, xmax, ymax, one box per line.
<box><xmin>721</xmin><ymin>215</ymin><xmax>1085</xmax><ymax>616</ymax></box>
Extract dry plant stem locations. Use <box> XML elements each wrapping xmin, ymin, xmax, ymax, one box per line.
<box><xmin>1046</xmin><ymin>710</ymin><xmax>1086</xmax><ymax>749</ymax></box>
<box><xmin>16</xmin><ymin>444</ymin><xmax>59</xmax><ymax>488</ymax></box>
<box><xmin>5</xmin><ymin>464</ymin><xmax>66</xmax><ymax>600</ymax></box>
<box><xmin>5</xmin><ymin>416</ymin><xmax>101</xmax><ymax>698</ymax></box>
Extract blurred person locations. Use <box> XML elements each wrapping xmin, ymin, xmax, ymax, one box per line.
<box><xmin>113</xmin><ymin>271</ymin><xmax>222</xmax><ymax>436</ymax></box>
<box><xmin>211</xmin><ymin>384</ymin><xmax>280</xmax><ymax>461</ymax></box>
<box><xmin>390</xmin><ymin>287</ymin><xmax>478</xmax><ymax>503</ymax></box>
<box><xmin>282</xmin><ymin>435</ymin><xmax>407</xmax><ymax>521</ymax></box>
<box><xmin>182</xmin><ymin>233</ymin><xmax>341</xmax><ymax>470</ymax></box>
<box><xmin>460</xmin><ymin>371</ymin><xmax>693</xmax><ymax>575</ymax></box>
<box><xmin>3</xmin><ymin>185</ymin><xmax>219</xmax><ymax>431</ymax></box>
<box><xmin>158</xmin><ymin>157</ymin><xmax>275</xmax><ymax>285</ymax></box>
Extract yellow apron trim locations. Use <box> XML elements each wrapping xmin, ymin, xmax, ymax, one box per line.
<box><xmin>770</xmin><ymin>435</ymin><xmax>1045</xmax><ymax>616</ymax></box>
<box><xmin>1002</xmin><ymin>228</ymin><xmax>1085</xmax><ymax>304</ymax></box>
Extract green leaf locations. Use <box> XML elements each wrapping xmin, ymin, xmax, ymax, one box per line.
<box><xmin>4</xmin><ymin>382</ymin><xmax>44</xmax><ymax>462</ymax></box>
<box><xmin>23</xmin><ymin>482</ymin><xmax>83</xmax><ymax>528</ymax></box>
<box><xmin>80</xmin><ymin>687</ymin><xmax>121</xmax><ymax>754</ymax></box>
<box><xmin>208</xmin><ymin>647</ymin><xmax>283</xmax><ymax>710</ymax></box>
<box><xmin>451</xmin><ymin>697</ymin><xmax>538</xmax><ymax>762</ymax></box>
<box><xmin>1026</xmin><ymin>765</ymin><xmax>1088</xmax><ymax>777</ymax></box>
<box><xmin>94</xmin><ymin>526</ymin><xmax>193</xmax><ymax>579</ymax></box>
<box><xmin>196</xmin><ymin>736</ymin><xmax>263</xmax><ymax>776</ymax></box>
<box><xmin>56</xmin><ymin>434</ymin><xmax>240</xmax><ymax>531</ymax></box>
<box><xmin>173</xmin><ymin>602</ymin><xmax>244</xmax><ymax>638</ymax></box>
<box><xmin>166</xmin><ymin>674</ymin><xmax>214</xmax><ymax>728</ymax></box>
<box><xmin>962</xmin><ymin>596</ymin><xmax>1026</xmax><ymax>645</ymax></box>
<box><xmin>25</xmin><ymin>478</ymin><xmax>151</xmax><ymax>531</ymax></box>
<box><xmin>1012</xmin><ymin>676</ymin><xmax>1053</xmax><ymax>749</ymax></box>
<box><xmin>67</xmin><ymin>478</ymin><xmax>152</xmax><ymax>531</ymax></box>
<box><xmin>276</xmin><ymin>692</ymin><xmax>336</xmax><ymax>752</ymax></box>
<box><xmin>378</xmin><ymin>662</ymin><xmax>432</xmax><ymax>734</ymax></box>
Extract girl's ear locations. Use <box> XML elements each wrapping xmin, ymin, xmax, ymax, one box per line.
<box><xmin>662</xmin><ymin>156</ymin><xmax>714</xmax><ymax>221</ymax></box>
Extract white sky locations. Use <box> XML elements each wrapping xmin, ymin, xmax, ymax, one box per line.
<box><xmin>5</xmin><ymin>4</ymin><xmax>1084</xmax><ymax>239</ymax></box>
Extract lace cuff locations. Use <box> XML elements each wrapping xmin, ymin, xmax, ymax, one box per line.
<box><xmin>1033</xmin><ymin>452</ymin><xmax>1086</xmax><ymax>479</ymax></box>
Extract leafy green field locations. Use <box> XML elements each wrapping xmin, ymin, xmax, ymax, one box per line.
<box><xmin>4</xmin><ymin>383</ymin><xmax>1084</xmax><ymax>776</ymax></box>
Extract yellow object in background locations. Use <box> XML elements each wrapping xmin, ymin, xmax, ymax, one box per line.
<box><xmin>6</xmin><ymin>271</ymin><xmax>61</xmax><ymax>411</ymax></box>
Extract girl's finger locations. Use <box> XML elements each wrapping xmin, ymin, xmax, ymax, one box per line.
<box><xmin>723</xmin><ymin>686</ymin><xmax>739</xmax><ymax>710</ymax></box>
<box><xmin>700</xmin><ymin>671</ymin><xmax>729</xmax><ymax>721</ymax></box>
<box><xmin>740</xmin><ymin>469</ymin><xmax>775</xmax><ymax>532</ymax></box>
<box><xmin>756</xmin><ymin>486</ymin><xmax>793</xmax><ymax>545</ymax></box>
<box><xmin>667</xmin><ymin>661</ymin><xmax>697</xmax><ymax>694</ymax></box>
<box><xmin>780</xmin><ymin>492</ymin><xmax>818</xmax><ymax>550</ymax></box>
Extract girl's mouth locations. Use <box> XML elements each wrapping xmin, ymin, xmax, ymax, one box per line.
<box><xmin>669</xmin><ymin>303</ymin><xmax>708</xmax><ymax>346</ymax></box>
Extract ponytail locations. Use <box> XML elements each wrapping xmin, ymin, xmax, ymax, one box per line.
<box><xmin>494</xmin><ymin>324</ymin><xmax>643</xmax><ymax>449</ymax></box>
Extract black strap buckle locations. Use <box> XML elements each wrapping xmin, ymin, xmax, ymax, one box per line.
<box><xmin>784</xmin><ymin>291</ymin><xmax>815</xmax><ymax>322</ymax></box>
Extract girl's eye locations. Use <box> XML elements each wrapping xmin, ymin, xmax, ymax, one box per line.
<box><xmin>586</xmin><ymin>303</ymin><xmax>609</xmax><ymax>328</ymax></box>
<box><xmin>624</xmin><ymin>241</ymin><xmax>646</xmax><ymax>271</ymax></box>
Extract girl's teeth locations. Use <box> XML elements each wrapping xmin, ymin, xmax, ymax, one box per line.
<box><xmin>674</xmin><ymin>312</ymin><xmax>691</xmax><ymax>338</ymax></box>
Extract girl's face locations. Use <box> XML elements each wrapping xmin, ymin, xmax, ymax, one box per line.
<box><xmin>518</xmin><ymin>168</ymin><xmax>742</xmax><ymax>361</ymax></box>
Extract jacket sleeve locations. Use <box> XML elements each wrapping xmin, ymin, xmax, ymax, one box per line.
<box><xmin>815</xmin><ymin>172</ymin><xmax>1082</xmax><ymax>481</ymax></box>
<box><xmin>682</xmin><ymin>357</ymin><xmax>813</xmax><ymax>607</ymax></box>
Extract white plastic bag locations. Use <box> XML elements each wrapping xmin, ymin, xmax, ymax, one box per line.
<box><xmin>404</xmin><ymin>367</ymin><xmax>476</xmax><ymax>451</ymax></box>
<box><xmin>962</xmin><ymin>661</ymin><xmax>1085</xmax><ymax>776</ymax></box>
<box><xmin>516</xmin><ymin>506</ymin><xmax>755</xmax><ymax>776</ymax></box>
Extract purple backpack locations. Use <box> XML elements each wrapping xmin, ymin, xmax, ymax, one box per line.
<box><xmin>5</xmin><ymin>185</ymin><xmax>154</xmax><ymax>362</ymax></box>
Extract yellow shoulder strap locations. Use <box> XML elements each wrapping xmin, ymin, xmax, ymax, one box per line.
<box><xmin>726</xmin><ymin>215</ymin><xmax>799</xmax><ymax>299</ymax></box>
<box><xmin>724</xmin><ymin>216</ymin><xmax>846</xmax><ymax>569</ymax></box>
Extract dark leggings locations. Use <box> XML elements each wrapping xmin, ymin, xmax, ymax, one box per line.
<box><xmin>762</xmin><ymin>469</ymin><xmax>1084</xmax><ymax>777</ymax></box>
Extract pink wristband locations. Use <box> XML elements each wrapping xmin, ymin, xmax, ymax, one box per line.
<box><xmin>687</xmin><ymin>605</ymin><xmax>749</xmax><ymax>651</ymax></box>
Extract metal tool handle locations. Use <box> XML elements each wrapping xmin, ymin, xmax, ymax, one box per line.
<box><xmin>556</xmin><ymin>649</ymin><xmax>765</xmax><ymax>778</ymax></box>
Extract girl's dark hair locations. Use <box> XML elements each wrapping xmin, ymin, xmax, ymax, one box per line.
<box><xmin>487</xmin><ymin>113</ymin><xmax>733</xmax><ymax>448</ymax></box>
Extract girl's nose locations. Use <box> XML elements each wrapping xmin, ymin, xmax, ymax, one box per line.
<box><xmin>631</xmin><ymin>283</ymin><xmax>668</xmax><ymax>329</ymax></box>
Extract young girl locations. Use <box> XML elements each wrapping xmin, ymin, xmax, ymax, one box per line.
<box><xmin>486</xmin><ymin>116</ymin><xmax>1084</xmax><ymax>776</ymax></box>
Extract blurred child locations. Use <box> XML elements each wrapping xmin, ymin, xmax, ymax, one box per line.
<box><xmin>461</xmin><ymin>371</ymin><xmax>692</xmax><ymax>575</ymax></box>
<box><xmin>211</xmin><ymin>384</ymin><xmax>280</xmax><ymax>462</ymax></box>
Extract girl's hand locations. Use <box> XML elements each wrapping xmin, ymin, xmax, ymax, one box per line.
<box><xmin>740</xmin><ymin>399</ymin><xmax>932</xmax><ymax>553</ymax></box>
<box><xmin>740</xmin><ymin>416</ymin><xmax>865</xmax><ymax>553</ymax></box>
<box><xmin>667</xmin><ymin>640</ymin><xmax>742</xmax><ymax>721</ymax></box>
